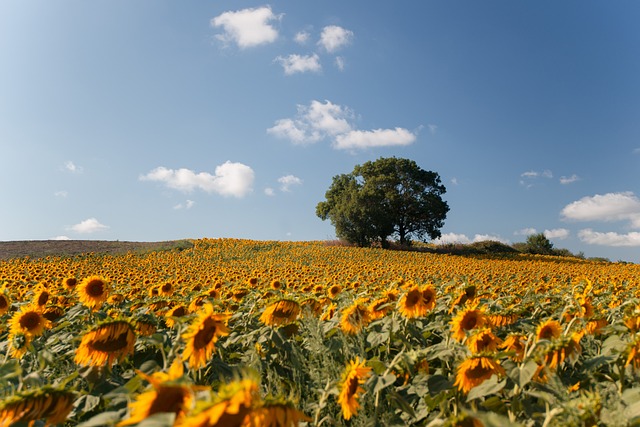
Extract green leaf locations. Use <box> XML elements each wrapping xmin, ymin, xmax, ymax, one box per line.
<box><xmin>367</xmin><ymin>329</ymin><xmax>390</xmax><ymax>347</ymax></box>
<box><xmin>467</xmin><ymin>376</ymin><xmax>506</xmax><ymax>401</ymax></box>
<box><xmin>76</xmin><ymin>410</ymin><xmax>125</xmax><ymax>427</ymax></box>
<box><xmin>623</xmin><ymin>388</ymin><xmax>640</xmax><ymax>420</ymax></box>
<box><xmin>387</xmin><ymin>388</ymin><xmax>417</xmax><ymax>419</ymax></box>
<box><xmin>427</xmin><ymin>375</ymin><xmax>453</xmax><ymax>395</ymax></box>
<box><xmin>518</xmin><ymin>359</ymin><xmax>539</xmax><ymax>388</ymax></box>
<box><xmin>0</xmin><ymin>359</ymin><xmax>22</xmax><ymax>381</ymax></box>
<box><xmin>373</xmin><ymin>373</ymin><xmax>397</xmax><ymax>393</ymax></box>
<box><xmin>601</xmin><ymin>334</ymin><xmax>627</xmax><ymax>357</ymax></box>
<box><xmin>131</xmin><ymin>413</ymin><xmax>177</xmax><ymax>427</ymax></box>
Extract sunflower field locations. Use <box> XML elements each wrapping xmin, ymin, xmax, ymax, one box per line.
<box><xmin>1</xmin><ymin>238</ymin><xmax>640</xmax><ymax>426</ymax></box>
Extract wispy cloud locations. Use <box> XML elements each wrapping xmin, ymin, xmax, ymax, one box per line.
<box><xmin>211</xmin><ymin>6</ymin><xmax>280</xmax><ymax>49</ymax></box>
<box><xmin>264</xmin><ymin>187</ymin><xmax>276</xmax><ymax>196</ymax></box>
<box><xmin>140</xmin><ymin>161</ymin><xmax>255</xmax><ymax>198</ymax></box>
<box><xmin>174</xmin><ymin>200</ymin><xmax>195</xmax><ymax>210</ymax></box>
<box><xmin>520</xmin><ymin>169</ymin><xmax>553</xmax><ymax>188</ymax></box>
<box><xmin>561</xmin><ymin>191</ymin><xmax>640</xmax><ymax>228</ymax></box>
<box><xmin>559</xmin><ymin>174</ymin><xmax>580</xmax><ymax>185</ymax></box>
<box><xmin>433</xmin><ymin>233</ymin><xmax>509</xmax><ymax>245</ymax></box>
<box><xmin>334</xmin><ymin>128</ymin><xmax>416</xmax><ymax>150</ymax></box>
<box><xmin>294</xmin><ymin>31</ymin><xmax>310</xmax><ymax>44</ymax></box>
<box><xmin>69</xmin><ymin>218</ymin><xmax>109</xmax><ymax>234</ymax></box>
<box><xmin>578</xmin><ymin>229</ymin><xmax>640</xmax><ymax>247</ymax></box>
<box><xmin>278</xmin><ymin>175</ymin><xmax>303</xmax><ymax>192</ymax></box>
<box><xmin>63</xmin><ymin>160</ymin><xmax>83</xmax><ymax>174</ymax></box>
<box><xmin>318</xmin><ymin>25</ymin><xmax>353</xmax><ymax>53</ymax></box>
<box><xmin>514</xmin><ymin>228</ymin><xmax>537</xmax><ymax>236</ymax></box>
<box><xmin>268</xmin><ymin>99</ymin><xmax>417</xmax><ymax>150</ymax></box>
<box><xmin>335</xmin><ymin>56</ymin><xmax>345</xmax><ymax>71</ymax></box>
<box><xmin>54</xmin><ymin>190</ymin><xmax>68</xmax><ymax>198</ymax></box>
<box><xmin>275</xmin><ymin>53</ymin><xmax>321</xmax><ymax>75</ymax></box>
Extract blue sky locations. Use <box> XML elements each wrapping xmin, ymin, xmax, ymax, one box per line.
<box><xmin>1</xmin><ymin>1</ymin><xmax>639</xmax><ymax>262</ymax></box>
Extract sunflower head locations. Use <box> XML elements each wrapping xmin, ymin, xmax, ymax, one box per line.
<box><xmin>182</xmin><ymin>304</ymin><xmax>230</xmax><ymax>369</ymax></box>
<box><xmin>536</xmin><ymin>319</ymin><xmax>563</xmax><ymax>341</ymax></box>
<box><xmin>338</xmin><ymin>357</ymin><xmax>372</xmax><ymax>420</ymax></box>
<box><xmin>454</xmin><ymin>355</ymin><xmax>505</xmax><ymax>394</ymax></box>
<box><xmin>75</xmin><ymin>319</ymin><xmax>136</xmax><ymax>367</ymax></box>
<box><xmin>451</xmin><ymin>307</ymin><xmax>487</xmax><ymax>341</ymax></box>
<box><xmin>0</xmin><ymin>386</ymin><xmax>76</xmax><ymax>426</ymax></box>
<box><xmin>9</xmin><ymin>305</ymin><xmax>50</xmax><ymax>337</ymax></box>
<box><xmin>259</xmin><ymin>298</ymin><xmax>301</xmax><ymax>327</ymax></box>
<box><xmin>77</xmin><ymin>275</ymin><xmax>110</xmax><ymax>310</ymax></box>
<box><xmin>340</xmin><ymin>299</ymin><xmax>371</xmax><ymax>335</ymax></box>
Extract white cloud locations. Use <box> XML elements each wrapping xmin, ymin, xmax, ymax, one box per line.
<box><xmin>451</xmin><ymin>178</ymin><xmax>458</xmax><ymax>186</ymax></box>
<box><xmin>515</xmin><ymin>228</ymin><xmax>537</xmax><ymax>236</ymax></box>
<box><xmin>318</xmin><ymin>25</ymin><xmax>353</xmax><ymax>53</ymax></box>
<box><xmin>267</xmin><ymin>100</ymin><xmax>353</xmax><ymax>144</ymax></box>
<box><xmin>294</xmin><ymin>31</ymin><xmax>310</xmax><ymax>44</ymax></box>
<box><xmin>264</xmin><ymin>187</ymin><xmax>275</xmax><ymax>196</ymax></box>
<box><xmin>578</xmin><ymin>229</ymin><xmax>640</xmax><ymax>247</ymax></box>
<box><xmin>53</xmin><ymin>235</ymin><xmax>70</xmax><ymax>240</ymax></box>
<box><xmin>433</xmin><ymin>233</ymin><xmax>471</xmax><ymax>244</ymax></box>
<box><xmin>428</xmin><ymin>124</ymin><xmax>438</xmax><ymax>134</ymax></box>
<box><xmin>269</xmin><ymin>99</ymin><xmax>417</xmax><ymax>150</ymax></box>
<box><xmin>140</xmin><ymin>161</ymin><xmax>255</xmax><ymax>198</ymax></box>
<box><xmin>174</xmin><ymin>200</ymin><xmax>195</xmax><ymax>210</ymax></box>
<box><xmin>561</xmin><ymin>191</ymin><xmax>640</xmax><ymax>228</ymax></box>
<box><xmin>521</xmin><ymin>171</ymin><xmax>539</xmax><ymax>178</ymax></box>
<box><xmin>432</xmin><ymin>233</ymin><xmax>508</xmax><ymax>245</ymax></box>
<box><xmin>333</xmin><ymin>128</ymin><xmax>417</xmax><ymax>150</ymax></box>
<box><xmin>560</xmin><ymin>174</ymin><xmax>580</xmax><ymax>185</ymax></box>
<box><xmin>472</xmin><ymin>234</ymin><xmax>509</xmax><ymax>244</ymax></box>
<box><xmin>64</xmin><ymin>160</ymin><xmax>82</xmax><ymax>173</ymax></box>
<box><xmin>278</xmin><ymin>175</ymin><xmax>303</xmax><ymax>192</ymax></box>
<box><xmin>335</xmin><ymin>56</ymin><xmax>345</xmax><ymax>71</ymax></box>
<box><xmin>275</xmin><ymin>53</ymin><xmax>321</xmax><ymax>75</ymax></box>
<box><xmin>544</xmin><ymin>228</ymin><xmax>570</xmax><ymax>240</ymax></box>
<box><xmin>54</xmin><ymin>190</ymin><xmax>68</xmax><ymax>198</ymax></box>
<box><xmin>211</xmin><ymin>6</ymin><xmax>280</xmax><ymax>49</ymax></box>
<box><xmin>70</xmin><ymin>218</ymin><xmax>109</xmax><ymax>234</ymax></box>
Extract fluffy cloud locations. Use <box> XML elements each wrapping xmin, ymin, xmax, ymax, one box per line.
<box><xmin>433</xmin><ymin>233</ymin><xmax>508</xmax><ymax>245</ymax></box>
<box><xmin>515</xmin><ymin>228</ymin><xmax>537</xmax><ymax>236</ymax></box>
<box><xmin>268</xmin><ymin>99</ymin><xmax>416</xmax><ymax>150</ymax></box>
<box><xmin>578</xmin><ymin>229</ymin><xmax>640</xmax><ymax>247</ymax></box>
<box><xmin>559</xmin><ymin>174</ymin><xmax>580</xmax><ymax>185</ymax></box>
<box><xmin>53</xmin><ymin>235</ymin><xmax>70</xmax><ymax>240</ymax></box>
<box><xmin>334</xmin><ymin>128</ymin><xmax>416</xmax><ymax>150</ymax></box>
<box><xmin>318</xmin><ymin>25</ymin><xmax>353</xmax><ymax>52</ymax></box>
<box><xmin>70</xmin><ymin>218</ymin><xmax>109</xmax><ymax>234</ymax></box>
<box><xmin>264</xmin><ymin>187</ymin><xmax>276</xmax><ymax>196</ymax></box>
<box><xmin>140</xmin><ymin>162</ymin><xmax>254</xmax><ymax>198</ymax></box>
<box><xmin>294</xmin><ymin>31</ymin><xmax>310</xmax><ymax>44</ymax></box>
<box><xmin>275</xmin><ymin>53</ymin><xmax>321</xmax><ymax>75</ymax></box>
<box><xmin>211</xmin><ymin>6</ymin><xmax>280</xmax><ymax>49</ymax></box>
<box><xmin>267</xmin><ymin>100</ymin><xmax>353</xmax><ymax>144</ymax></box>
<box><xmin>544</xmin><ymin>228</ymin><xmax>569</xmax><ymax>240</ymax></box>
<box><xmin>561</xmin><ymin>192</ymin><xmax>640</xmax><ymax>228</ymax></box>
<box><xmin>278</xmin><ymin>175</ymin><xmax>303</xmax><ymax>192</ymax></box>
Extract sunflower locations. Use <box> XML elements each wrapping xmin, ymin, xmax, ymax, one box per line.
<box><xmin>397</xmin><ymin>285</ymin><xmax>436</xmax><ymax>319</ymax></box>
<box><xmin>42</xmin><ymin>305</ymin><xmax>65</xmax><ymax>322</ymax></box>
<box><xmin>270</xmin><ymin>279</ymin><xmax>283</xmax><ymax>290</ymax></box>
<box><xmin>249</xmin><ymin>400</ymin><xmax>310</xmax><ymax>427</ymax></box>
<box><xmin>182</xmin><ymin>304</ymin><xmax>230</xmax><ymax>369</ymax></box>
<box><xmin>449</xmin><ymin>285</ymin><xmax>477</xmax><ymax>314</ymax></box>
<box><xmin>466</xmin><ymin>328</ymin><xmax>503</xmax><ymax>354</ymax></box>
<box><xmin>501</xmin><ymin>334</ymin><xmax>527</xmax><ymax>362</ymax></box>
<box><xmin>338</xmin><ymin>357</ymin><xmax>372</xmax><ymax>420</ymax></box>
<box><xmin>8</xmin><ymin>332</ymin><xmax>31</xmax><ymax>359</ymax></box>
<box><xmin>450</xmin><ymin>307</ymin><xmax>487</xmax><ymax>342</ymax></box>
<box><xmin>625</xmin><ymin>335</ymin><xmax>640</xmax><ymax>370</ymax></box>
<box><xmin>536</xmin><ymin>319</ymin><xmax>562</xmax><ymax>341</ymax></box>
<box><xmin>9</xmin><ymin>304</ymin><xmax>50</xmax><ymax>338</ymax></box>
<box><xmin>542</xmin><ymin>333</ymin><xmax>582</xmax><ymax>370</ymax></box>
<box><xmin>0</xmin><ymin>291</ymin><xmax>10</xmax><ymax>315</ymax></box>
<box><xmin>75</xmin><ymin>320</ymin><xmax>136</xmax><ymax>367</ymax></box>
<box><xmin>327</xmin><ymin>284</ymin><xmax>342</xmax><ymax>299</ymax></box>
<box><xmin>159</xmin><ymin>282</ymin><xmax>174</xmax><ymax>297</ymax></box>
<box><xmin>368</xmin><ymin>297</ymin><xmax>393</xmax><ymax>320</ymax></box>
<box><xmin>259</xmin><ymin>299</ymin><xmax>301</xmax><ymax>327</ymax></box>
<box><xmin>320</xmin><ymin>303</ymin><xmax>336</xmax><ymax>321</ymax></box>
<box><xmin>165</xmin><ymin>305</ymin><xmax>188</xmax><ymax>328</ymax></box>
<box><xmin>77</xmin><ymin>275</ymin><xmax>110</xmax><ymax>310</ymax></box>
<box><xmin>62</xmin><ymin>276</ymin><xmax>77</xmax><ymax>291</ymax></box>
<box><xmin>32</xmin><ymin>284</ymin><xmax>51</xmax><ymax>308</ymax></box>
<box><xmin>118</xmin><ymin>361</ymin><xmax>194</xmax><ymax>427</ymax></box>
<box><xmin>175</xmin><ymin>378</ymin><xmax>259</xmax><ymax>427</ymax></box>
<box><xmin>340</xmin><ymin>299</ymin><xmax>371</xmax><ymax>335</ymax></box>
<box><xmin>0</xmin><ymin>386</ymin><xmax>75</xmax><ymax>426</ymax></box>
<box><xmin>454</xmin><ymin>356</ymin><xmax>505</xmax><ymax>394</ymax></box>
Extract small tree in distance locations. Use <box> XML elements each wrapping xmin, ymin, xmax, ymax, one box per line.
<box><xmin>316</xmin><ymin>157</ymin><xmax>449</xmax><ymax>248</ymax></box>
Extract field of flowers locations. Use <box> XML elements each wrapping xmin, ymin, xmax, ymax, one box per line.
<box><xmin>1</xmin><ymin>238</ymin><xmax>640</xmax><ymax>426</ymax></box>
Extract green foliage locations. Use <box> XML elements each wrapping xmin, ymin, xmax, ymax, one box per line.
<box><xmin>316</xmin><ymin>157</ymin><xmax>449</xmax><ymax>247</ymax></box>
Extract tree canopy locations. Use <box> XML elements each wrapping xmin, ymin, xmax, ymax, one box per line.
<box><xmin>316</xmin><ymin>157</ymin><xmax>449</xmax><ymax>247</ymax></box>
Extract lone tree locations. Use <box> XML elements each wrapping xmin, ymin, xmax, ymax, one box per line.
<box><xmin>316</xmin><ymin>157</ymin><xmax>449</xmax><ymax>247</ymax></box>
